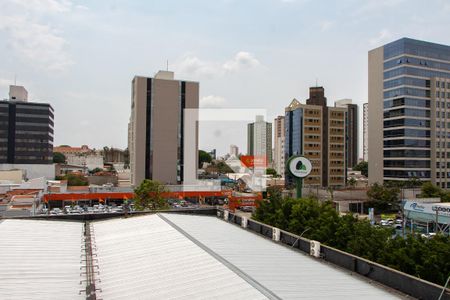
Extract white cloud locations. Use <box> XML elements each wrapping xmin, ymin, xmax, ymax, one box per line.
<box><xmin>369</xmin><ymin>29</ymin><xmax>393</xmax><ymax>46</ymax></box>
<box><xmin>175</xmin><ymin>55</ymin><xmax>220</xmax><ymax>78</ymax></box>
<box><xmin>0</xmin><ymin>0</ymin><xmax>76</xmax><ymax>71</ymax></box>
<box><xmin>200</xmin><ymin>95</ymin><xmax>227</xmax><ymax>108</ymax></box>
<box><xmin>175</xmin><ymin>51</ymin><xmax>262</xmax><ymax>78</ymax></box>
<box><xmin>9</xmin><ymin>0</ymin><xmax>73</xmax><ymax>13</ymax></box>
<box><xmin>320</xmin><ymin>20</ymin><xmax>333</xmax><ymax>32</ymax></box>
<box><xmin>223</xmin><ymin>51</ymin><xmax>261</xmax><ymax>72</ymax></box>
<box><xmin>0</xmin><ymin>78</ymin><xmax>13</xmax><ymax>88</ymax></box>
<box><xmin>352</xmin><ymin>0</ymin><xmax>405</xmax><ymax>17</ymax></box>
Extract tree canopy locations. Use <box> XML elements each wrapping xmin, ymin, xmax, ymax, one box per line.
<box><xmin>198</xmin><ymin>150</ymin><xmax>212</xmax><ymax>168</ymax></box>
<box><xmin>366</xmin><ymin>183</ymin><xmax>400</xmax><ymax>212</ymax></box>
<box><xmin>53</xmin><ymin>152</ymin><xmax>66</xmax><ymax>164</ymax></box>
<box><xmin>353</xmin><ymin>161</ymin><xmax>368</xmax><ymax>177</ymax></box>
<box><xmin>266</xmin><ymin>168</ymin><xmax>278</xmax><ymax>177</ymax></box>
<box><xmin>253</xmin><ymin>189</ymin><xmax>450</xmax><ymax>286</ymax></box>
<box><xmin>64</xmin><ymin>173</ymin><xmax>89</xmax><ymax>186</ymax></box>
<box><xmin>133</xmin><ymin>179</ymin><xmax>169</xmax><ymax>211</ymax></box>
<box><xmin>419</xmin><ymin>181</ymin><xmax>450</xmax><ymax>202</ymax></box>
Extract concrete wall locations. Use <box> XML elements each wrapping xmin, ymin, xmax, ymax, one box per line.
<box><xmin>0</xmin><ymin>170</ymin><xmax>23</xmax><ymax>183</ymax></box>
<box><xmin>368</xmin><ymin>46</ymin><xmax>384</xmax><ymax>184</ymax></box>
<box><xmin>0</xmin><ymin>164</ymin><xmax>55</xmax><ymax>180</ymax></box>
<box><xmin>151</xmin><ymin>78</ymin><xmax>180</xmax><ymax>184</ymax></box>
<box><xmin>87</xmin><ymin>175</ymin><xmax>118</xmax><ymax>186</ymax></box>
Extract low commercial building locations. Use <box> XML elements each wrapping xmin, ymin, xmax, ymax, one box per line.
<box><xmin>403</xmin><ymin>200</ymin><xmax>450</xmax><ymax>234</ymax></box>
<box><xmin>0</xmin><ymin>214</ymin><xmax>407</xmax><ymax>299</ymax></box>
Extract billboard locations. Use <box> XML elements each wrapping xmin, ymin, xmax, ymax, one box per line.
<box><xmin>404</xmin><ymin>201</ymin><xmax>450</xmax><ymax>217</ymax></box>
<box><xmin>240</xmin><ymin>155</ymin><xmax>267</xmax><ymax>168</ymax></box>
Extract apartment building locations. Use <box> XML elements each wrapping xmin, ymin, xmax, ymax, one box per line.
<box><xmin>247</xmin><ymin>115</ymin><xmax>272</xmax><ymax>163</ymax></box>
<box><xmin>285</xmin><ymin>87</ymin><xmax>346</xmax><ymax>188</ymax></box>
<box><xmin>369</xmin><ymin>38</ymin><xmax>450</xmax><ymax>186</ymax></box>
<box><xmin>335</xmin><ymin>99</ymin><xmax>358</xmax><ymax>168</ymax></box>
<box><xmin>363</xmin><ymin>103</ymin><xmax>368</xmax><ymax>161</ymax></box>
<box><xmin>128</xmin><ymin>71</ymin><xmax>199</xmax><ymax>186</ymax></box>
<box><xmin>273</xmin><ymin>115</ymin><xmax>285</xmax><ymax>176</ymax></box>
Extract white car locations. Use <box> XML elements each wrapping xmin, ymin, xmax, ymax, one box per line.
<box><xmin>421</xmin><ymin>233</ymin><xmax>437</xmax><ymax>239</ymax></box>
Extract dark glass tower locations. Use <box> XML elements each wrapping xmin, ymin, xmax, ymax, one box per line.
<box><xmin>0</xmin><ymin>100</ymin><xmax>54</xmax><ymax>164</ymax></box>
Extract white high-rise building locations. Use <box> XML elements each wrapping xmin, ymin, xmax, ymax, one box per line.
<box><xmin>273</xmin><ymin>116</ymin><xmax>285</xmax><ymax>176</ymax></box>
<box><xmin>247</xmin><ymin>115</ymin><xmax>272</xmax><ymax>163</ymax></box>
<box><xmin>229</xmin><ymin>145</ymin><xmax>239</xmax><ymax>157</ymax></box>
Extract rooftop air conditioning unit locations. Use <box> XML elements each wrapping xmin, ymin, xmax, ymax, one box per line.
<box><xmin>310</xmin><ymin>240</ymin><xmax>321</xmax><ymax>258</ymax></box>
<box><xmin>241</xmin><ymin>217</ymin><xmax>248</xmax><ymax>228</ymax></box>
<box><xmin>223</xmin><ymin>210</ymin><xmax>229</xmax><ymax>221</ymax></box>
<box><xmin>272</xmin><ymin>227</ymin><xmax>280</xmax><ymax>241</ymax></box>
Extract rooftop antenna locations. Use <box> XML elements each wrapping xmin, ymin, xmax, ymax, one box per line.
<box><xmin>315</xmin><ymin>78</ymin><xmax>318</xmax><ymax>87</ymax></box>
<box><xmin>166</xmin><ymin>60</ymin><xmax>169</xmax><ymax>71</ymax></box>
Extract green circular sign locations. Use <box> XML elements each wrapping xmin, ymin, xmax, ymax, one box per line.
<box><xmin>287</xmin><ymin>156</ymin><xmax>312</xmax><ymax>178</ymax></box>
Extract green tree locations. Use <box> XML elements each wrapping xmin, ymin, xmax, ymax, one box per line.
<box><xmin>53</xmin><ymin>152</ymin><xmax>66</xmax><ymax>163</ymax></box>
<box><xmin>133</xmin><ymin>179</ymin><xmax>169</xmax><ymax>211</ymax></box>
<box><xmin>366</xmin><ymin>183</ymin><xmax>400</xmax><ymax>212</ymax></box>
<box><xmin>90</xmin><ymin>167</ymin><xmax>103</xmax><ymax>174</ymax></box>
<box><xmin>266</xmin><ymin>168</ymin><xmax>278</xmax><ymax>177</ymax></box>
<box><xmin>347</xmin><ymin>177</ymin><xmax>357</xmax><ymax>188</ymax></box>
<box><xmin>353</xmin><ymin>161</ymin><xmax>368</xmax><ymax>177</ymax></box>
<box><xmin>419</xmin><ymin>181</ymin><xmax>450</xmax><ymax>202</ymax></box>
<box><xmin>252</xmin><ymin>185</ymin><xmax>450</xmax><ymax>286</ymax></box>
<box><xmin>198</xmin><ymin>150</ymin><xmax>212</xmax><ymax>168</ymax></box>
<box><xmin>65</xmin><ymin>173</ymin><xmax>89</xmax><ymax>186</ymax></box>
<box><xmin>216</xmin><ymin>161</ymin><xmax>233</xmax><ymax>174</ymax></box>
<box><xmin>420</xmin><ymin>181</ymin><xmax>442</xmax><ymax>198</ymax></box>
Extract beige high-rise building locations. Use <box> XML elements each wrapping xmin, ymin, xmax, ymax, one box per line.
<box><xmin>129</xmin><ymin>71</ymin><xmax>199</xmax><ymax>186</ymax></box>
<box><xmin>284</xmin><ymin>87</ymin><xmax>346</xmax><ymax>188</ymax></box>
<box><xmin>273</xmin><ymin>116</ymin><xmax>285</xmax><ymax>176</ymax></box>
<box><xmin>363</xmin><ymin>103</ymin><xmax>368</xmax><ymax>161</ymax></box>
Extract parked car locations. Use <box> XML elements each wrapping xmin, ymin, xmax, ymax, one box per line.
<box><xmin>421</xmin><ymin>232</ymin><xmax>437</xmax><ymax>239</ymax></box>
<box><xmin>240</xmin><ymin>206</ymin><xmax>253</xmax><ymax>212</ymax></box>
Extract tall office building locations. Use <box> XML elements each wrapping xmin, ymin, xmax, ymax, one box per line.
<box><xmin>129</xmin><ymin>71</ymin><xmax>199</xmax><ymax>186</ymax></box>
<box><xmin>363</xmin><ymin>103</ymin><xmax>368</xmax><ymax>161</ymax></box>
<box><xmin>369</xmin><ymin>38</ymin><xmax>450</xmax><ymax>187</ymax></box>
<box><xmin>0</xmin><ymin>85</ymin><xmax>54</xmax><ymax>179</ymax></box>
<box><xmin>335</xmin><ymin>99</ymin><xmax>358</xmax><ymax>168</ymax></box>
<box><xmin>247</xmin><ymin>115</ymin><xmax>272</xmax><ymax>163</ymax></box>
<box><xmin>229</xmin><ymin>145</ymin><xmax>239</xmax><ymax>157</ymax></box>
<box><xmin>285</xmin><ymin>87</ymin><xmax>346</xmax><ymax>188</ymax></box>
<box><xmin>273</xmin><ymin>116</ymin><xmax>285</xmax><ymax>176</ymax></box>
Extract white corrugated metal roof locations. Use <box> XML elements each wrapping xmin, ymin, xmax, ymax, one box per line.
<box><xmin>0</xmin><ymin>219</ymin><xmax>84</xmax><ymax>300</ymax></box>
<box><xmin>161</xmin><ymin>213</ymin><xmax>403</xmax><ymax>300</ymax></box>
<box><xmin>92</xmin><ymin>215</ymin><xmax>268</xmax><ymax>300</ymax></box>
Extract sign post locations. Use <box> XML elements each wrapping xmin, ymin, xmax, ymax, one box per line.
<box><xmin>287</xmin><ymin>156</ymin><xmax>312</xmax><ymax>199</ymax></box>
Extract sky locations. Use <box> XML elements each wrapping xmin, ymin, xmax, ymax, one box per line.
<box><xmin>1</xmin><ymin>0</ymin><xmax>450</xmax><ymax>156</ymax></box>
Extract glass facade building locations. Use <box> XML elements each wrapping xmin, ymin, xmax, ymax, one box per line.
<box><xmin>0</xmin><ymin>100</ymin><xmax>54</xmax><ymax>164</ymax></box>
<box><xmin>381</xmin><ymin>38</ymin><xmax>450</xmax><ymax>184</ymax></box>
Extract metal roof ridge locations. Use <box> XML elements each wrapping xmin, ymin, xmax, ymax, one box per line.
<box><xmin>157</xmin><ymin>213</ymin><xmax>281</xmax><ymax>300</ymax></box>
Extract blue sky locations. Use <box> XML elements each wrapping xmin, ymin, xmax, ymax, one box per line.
<box><xmin>1</xmin><ymin>0</ymin><xmax>449</xmax><ymax>156</ymax></box>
